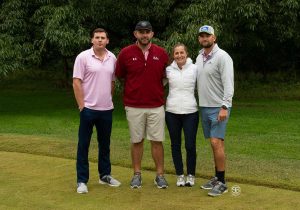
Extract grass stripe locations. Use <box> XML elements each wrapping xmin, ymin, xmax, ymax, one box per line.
<box><xmin>1</xmin><ymin>151</ymin><xmax>299</xmax><ymax>210</ymax></box>
<box><xmin>1</xmin><ymin>133</ymin><xmax>299</xmax><ymax>192</ymax></box>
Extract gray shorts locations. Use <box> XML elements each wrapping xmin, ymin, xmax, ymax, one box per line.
<box><xmin>125</xmin><ymin>106</ymin><xmax>165</xmax><ymax>143</ymax></box>
<box><xmin>200</xmin><ymin>107</ymin><xmax>231</xmax><ymax>140</ymax></box>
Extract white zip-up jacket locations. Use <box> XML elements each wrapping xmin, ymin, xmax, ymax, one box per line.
<box><xmin>166</xmin><ymin>58</ymin><xmax>198</xmax><ymax>114</ymax></box>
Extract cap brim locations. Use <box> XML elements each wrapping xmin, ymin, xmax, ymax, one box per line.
<box><xmin>199</xmin><ymin>32</ymin><xmax>213</xmax><ymax>35</ymax></box>
<box><xmin>136</xmin><ymin>28</ymin><xmax>152</xmax><ymax>31</ymax></box>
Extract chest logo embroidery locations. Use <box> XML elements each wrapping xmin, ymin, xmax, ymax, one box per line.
<box><xmin>132</xmin><ymin>57</ymin><xmax>137</xmax><ymax>61</ymax></box>
<box><xmin>153</xmin><ymin>56</ymin><xmax>159</xmax><ymax>60</ymax></box>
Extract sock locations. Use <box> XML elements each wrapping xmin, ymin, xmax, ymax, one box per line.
<box><xmin>134</xmin><ymin>172</ymin><xmax>141</xmax><ymax>176</ymax></box>
<box><xmin>216</xmin><ymin>170</ymin><xmax>225</xmax><ymax>184</ymax></box>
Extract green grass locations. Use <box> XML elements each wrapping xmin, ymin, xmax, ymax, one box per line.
<box><xmin>1</xmin><ymin>151</ymin><xmax>299</xmax><ymax>210</ymax></box>
<box><xmin>0</xmin><ymin>81</ymin><xmax>300</xmax><ymax>192</ymax></box>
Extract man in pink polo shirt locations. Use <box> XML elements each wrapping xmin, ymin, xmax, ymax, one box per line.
<box><xmin>116</xmin><ymin>21</ymin><xmax>169</xmax><ymax>189</ymax></box>
<box><xmin>73</xmin><ymin>28</ymin><xmax>121</xmax><ymax>194</ymax></box>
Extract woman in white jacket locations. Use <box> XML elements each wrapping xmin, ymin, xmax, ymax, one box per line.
<box><xmin>165</xmin><ymin>43</ymin><xmax>199</xmax><ymax>187</ymax></box>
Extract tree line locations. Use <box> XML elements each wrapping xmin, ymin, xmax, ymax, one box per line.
<box><xmin>1</xmin><ymin>0</ymin><xmax>299</xmax><ymax>81</ymax></box>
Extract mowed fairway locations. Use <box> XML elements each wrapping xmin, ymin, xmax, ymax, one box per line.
<box><xmin>1</xmin><ymin>151</ymin><xmax>299</xmax><ymax>210</ymax></box>
<box><xmin>0</xmin><ymin>82</ymin><xmax>300</xmax><ymax>209</ymax></box>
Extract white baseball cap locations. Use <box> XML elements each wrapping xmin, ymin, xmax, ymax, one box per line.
<box><xmin>199</xmin><ymin>25</ymin><xmax>215</xmax><ymax>35</ymax></box>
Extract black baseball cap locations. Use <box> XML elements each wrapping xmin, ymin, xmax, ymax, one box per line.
<box><xmin>135</xmin><ymin>21</ymin><xmax>152</xmax><ymax>31</ymax></box>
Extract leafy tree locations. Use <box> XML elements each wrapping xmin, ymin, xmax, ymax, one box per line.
<box><xmin>166</xmin><ymin>0</ymin><xmax>300</xmax><ymax>76</ymax></box>
<box><xmin>0</xmin><ymin>0</ymin><xmax>299</xmax><ymax>81</ymax></box>
<box><xmin>0</xmin><ymin>0</ymin><xmax>41</xmax><ymax>76</ymax></box>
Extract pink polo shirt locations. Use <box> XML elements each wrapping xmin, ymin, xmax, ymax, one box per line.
<box><xmin>73</xmin><ymin>47</ymin><xmax>116</xmax><ymax>110</ymax></box>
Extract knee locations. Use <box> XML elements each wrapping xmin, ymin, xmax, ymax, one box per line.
<box><xmin>184</xmin><ymin>137</ymin><xmax>196</xmax><ymax>148</ymax></box>
<box><xmin>132</xmin><ymin>140</ymin><xmax>144</xmax><ymax>149</ymax></box>
<box><xmin>171</xmin><ymin>140</ymin><xmax>181</xmax><ymax>147</ymax></box>
<box><xmin>210</xmin><ymin>139</ymin><xmax>223</xmax><ymax>149</ymax></box>
<box><xmin>185</xmin><ymin>143</ymin><xmax>196</xmax><ymax>152</ymax></box>
<box><xmin>151</xmin><ymin>141</ymin><xmax>163</xmax><ymax>149</ymax></box>
<box><xmin>186</xmin><ymin>145</ymin><xmax>195</xmax><ymax>151</ymax></box>
<box><xmin>210</xmin><ymin>141</ymin><xmax>218</xmax><ymax>148</ymax></box>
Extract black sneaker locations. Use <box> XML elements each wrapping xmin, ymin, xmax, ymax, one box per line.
<box><xmin>201</xmin><ymin>177</ymin><xmax>218</xmax><ymax>190</ymax></box>
<box><xmin>154</xmin><ymin>175</ymin><xmax>168</xmax><ymax>189</ymax></box>
<box><xmin>130</xmin><ymin>174</ymin><xmax>142</xmax><ymax>188</ymax></box>
<box><xmin>99</xmin><ymin>175</ymin><xmax>121</xmax><ymax>187</ymax></box>
<box><xmin>208</xmin><ymin>181</ymin><xmax>228</xmax><ymax>197</ymax></box>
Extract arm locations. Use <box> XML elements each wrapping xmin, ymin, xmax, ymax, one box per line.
<box><xmin>111</xmin><ymin>81</ymin><xmax>115</xmax><ymax>96</ymax></box>
<box><xmin>115</xmin><ymin>50</ymin><xmax>126</xmax><ymax>88</ymax></box>
<box><xmin>164</xmin><ymin>65</ymin><xmax>170</xmax><ymax>86</ymax></box>
<box><xmin>73</xmin><ymin>78</ymin><xmax>85</xmax><ymax>111</ymax></box>
<box><xmin>221</xmin><ymin>54</ymin><xmax>234</xmax><ymax>108</ymax></box>
<box><xmin>218</xmin><ymin>53</ymin><xmax>234</xmax><ymax>121</ymax></box>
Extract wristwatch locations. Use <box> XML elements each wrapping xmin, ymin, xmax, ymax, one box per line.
<box><xmin>221</xmin><ymin>105</ymin><xmax>228</xmax><ymax>110</ymax></box>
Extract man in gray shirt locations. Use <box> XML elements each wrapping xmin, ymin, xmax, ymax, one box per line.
<box><xmin>196</xmin><ymin>25</ymin><xmax>234</xmax><ymax>197</ymax></box>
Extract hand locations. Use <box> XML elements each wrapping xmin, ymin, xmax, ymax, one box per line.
<box><xmin>217</xmin><ymin>108</ymin><xmax>228</xmax><ymax>122</ymax></box>
<box><xmin>79</xmin><ymin>106</ymin><xmax>84</xmax><ymax>112</ymax></box>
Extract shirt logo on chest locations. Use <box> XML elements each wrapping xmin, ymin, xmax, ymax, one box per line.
<box><xmin>132</xmin><ymin>57</ymin><xmax>137</xmax><ymax>61</ymax></box>
<box><xmin>153</xmin><ymin>56</ymin><xmax>159</xmax><ymax>60</ymax></box>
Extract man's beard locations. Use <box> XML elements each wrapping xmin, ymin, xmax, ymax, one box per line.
<box><xmin>138</xmin><ymin>38</ymin><xmax>150</xmax><ymax>46</ymax></box>
<box><xmin>201</xmin><ymin>42</ymin><xmax>214</xmax><ymax>48</ymax></box>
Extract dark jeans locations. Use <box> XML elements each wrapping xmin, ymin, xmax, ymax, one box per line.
<box><xmin>76</xmin><ymin>107</ymin><xmax>113</xmax><ymax>183</ymax></box>
<box><xmin>165</xmin><ymin>111</ymin><xmax>199</xmax><ymax>175</ymax></box>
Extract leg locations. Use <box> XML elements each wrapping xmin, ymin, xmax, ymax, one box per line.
<box><xmin>76</xmin><ymin>108</ymin><xmax>94</xmax><ymax>183</ymax></box>
<box><xmin>95</xmin><ymin>110</ymin><xmax>113</xmax><ymax>178</ymax></box>
<box><xmin>165</xmin><ymin>112</ymin><xmax>184</xmax><ymax>175</ymax></box>
<box><xmin>201</xmin><ymin>107</ymin><xmax>225</xmax><ymax>173</ymax></box>
<box><xmin>209</xmin><ymin>107</ymin><xmax>230</xmax><ymax>183</ymax></box>
<box><xmin>151</xmin><ymin>141</ymin><xmax>164</xmax><ymax>175</ymax></box>
<box><xmin>183</xmin><ymin>112</ymin><xmax>199</xmax><ymax>175</ymax></box>
<box><xmin>210</xmin><ymin>138</ymin><xmax>225</xmax><ymax>183</ymax></box>
<box><xmin>131</xmin><ymin>140</ymin><xmax>144</xmax><ymax>173</ymax></box>
<box><xmin>146</xmin><ymin>106</ymin><xmax>165</xmax><ymax>175</ymax></box>
<box><xmin>210</xmin><ymin>138</ymin><xmax>225</xmax><ymax>170</ymax></box>
<box><xmin>124</xmin><ymin>106</ymin><xmax>146</xmax><ymax>174</ymax></box>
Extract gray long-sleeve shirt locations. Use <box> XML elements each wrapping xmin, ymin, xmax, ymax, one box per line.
<box><xmin>196</xmin><ymin>44</ymin><xmax>234</xmax><ymax>108</ymax></box>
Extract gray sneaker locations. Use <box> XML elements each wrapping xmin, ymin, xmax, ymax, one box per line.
<box><xmin>208</xmin><ymin>181</ymin><xmax>228</xmax><ymax>197</ymax></box>
<box><xmin>154</xmin><ymin>175</ymin><xmax>168</xmax><ymax>189</ymax></box>
<box><xmin>99</xmin><ymin>175</ymin><xmax>121</xmax><ymax>187</ymax></box>
<box><xmin>130</xmin><ymin>174</ymin><xmax>142</xmax><ymax>188</ymax></box>
<box><xmin>201</xmin><ymin>177</ymin><xmax>218</xmax><ymax>190</ymax></box>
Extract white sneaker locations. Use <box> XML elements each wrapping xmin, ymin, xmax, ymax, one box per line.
<box><xmin>185</xmin><ymin>174</ymin><xmax>195</xmax><ymax>187</ymax></box>
<box><xmin>77</xmin><ymin>182</ymin><xmax>88</xmax><ymax>194</ymax></box>
<box><xmin>99</xmin><ymin>175</ymin><xmax>121</xmax><ymax>187</ymax></box>
<box><xmin>176</xmin><ymin>175</ymin><xmax>185</xmax><ymax>187</ymax></box>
